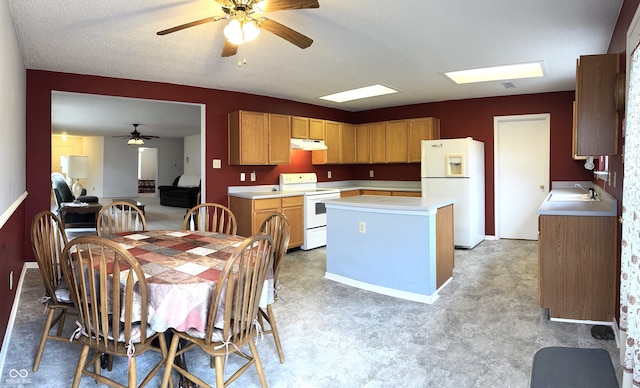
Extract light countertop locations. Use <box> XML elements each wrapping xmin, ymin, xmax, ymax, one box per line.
<box><xmin>228</xmin><ymin>180</ymin><xmax>421</xmax><ymax>199</ymax></box>
<box><xmin>324</xmin><ymin>195</ymin><xmax>455</xmax><ymax>213</ymax></box>
<box><xmin>537</xmin><ymin>184</ymin><xmax>617</xmax><ymax>217</ymax></box>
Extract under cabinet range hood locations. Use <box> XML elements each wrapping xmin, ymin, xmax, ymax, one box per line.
<box><xmin>290</xmin><ymin>138</ymin><xmax>328</xmax><ymax>151</ymax></box>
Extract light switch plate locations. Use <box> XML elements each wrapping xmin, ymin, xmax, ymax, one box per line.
<box><xmin>212</xmin><ymin>159</ymin><xmax>221</xmax><ymax>169</ymax></box>
<box><xmin>240</xmin><ymin>172</ymin><xmax>245</xmax><ymax>181</ymax></box>
<box><xmin>369</xmin><ymin>170</ymin><xmax>374</xmax><ymax>178</ymax></box>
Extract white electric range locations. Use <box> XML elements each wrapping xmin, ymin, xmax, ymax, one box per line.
<box><xmin>279</xmin><ymin>173</ymin><xmax>340</xmax><ymax>250</ymax></box>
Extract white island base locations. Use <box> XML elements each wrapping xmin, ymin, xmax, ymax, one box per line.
<box><xmin>324</xmin><ymin>195</ymin><xmax>455</xmax><ymax>304</ymax></box>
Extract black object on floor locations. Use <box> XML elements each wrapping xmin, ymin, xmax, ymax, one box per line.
<box><xmin>591</xmin><ymin>325</ymin><xmax>615</xmax><ymax>340</ymax></box>
<box><xmin>530</xmin><ymin>347</ymin><xmax>618</xmax><ymax>388</ymax></box>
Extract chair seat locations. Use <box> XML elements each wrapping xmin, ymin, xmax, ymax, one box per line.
<box><xmin>53</xmin><ymin>279</ymin><xmax>73</xmax><ymax>304</ymax></box>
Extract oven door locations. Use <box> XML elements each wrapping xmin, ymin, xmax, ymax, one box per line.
<box><xmin>305</xmin><ymin>192</ymin><xmax>339</xmax><ymax>229</ymax></box>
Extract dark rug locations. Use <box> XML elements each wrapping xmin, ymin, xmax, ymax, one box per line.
<box><xmin>530</xmin><ymin>346</ymin><xmax>618</xmax><ymax>388</ymax></box>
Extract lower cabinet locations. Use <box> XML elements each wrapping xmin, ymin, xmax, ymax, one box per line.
<box><xmin>538</xmin><ymin>215</ymin><xmax>617</xmax><ymax>321</ymax></box>
<box><xmin>228</xmin><ymin>195</ymin><xmax>304</xmax><ymax>249</ymax></box>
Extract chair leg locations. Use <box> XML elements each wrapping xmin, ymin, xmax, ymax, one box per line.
<box><xmin>161</xmin><ymin>334</ymin><xmax>181</xmax><ymax>388</ymax></box>
<box><xmin>128</xmin><ymin>357</ymin><xmax>136</xmax><ymax>388</ymax></box>
<box><xmin>266</xmin><ymin>305</ymin><xmax>285</xmax><ymax>364</ymax></box>
<box><xmin>214</xmin><ymin>355</ymin><xmax>225</xmax><ymax>388</ymax></box>
<box><xmin>72</xmin><ymin>345</ymin><xmax>90</xmax><ymax>388</ymax></box>
<box><xmin>32</xmin><ymin>307</ymin><xmax>56</xmax><ymax>372</ymax></box>
<box><xmin>249</xmin><ymin>339</ymin><xmax>268</xmax><ymax>387</ymax></box>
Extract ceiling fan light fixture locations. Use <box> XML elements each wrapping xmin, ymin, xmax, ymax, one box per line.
<box><xmin>128</xmin><ymin>138</ymin><xmax>144</xmax><ymax>145</ymax></box>
<box><xmin>224</xmin><ymin>18</ymin><xmax>260</xmax><ymax>45</ymax></box>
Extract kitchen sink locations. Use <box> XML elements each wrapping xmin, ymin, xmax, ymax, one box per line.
<box><xmin>547</xmin><ymin>193</ymin><xmax>602</xmax><ymax>202</ymax></box>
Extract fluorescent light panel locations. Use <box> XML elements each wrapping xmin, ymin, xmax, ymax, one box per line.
<box><xmin>445</xmin><ymin>62</ymin><xmax>544</xmax><ymax>84</ymax></box>
<box><xmin>320</xmin><ymin>84</ymin><xmax>398</xmax><ymax>103</ymax></box>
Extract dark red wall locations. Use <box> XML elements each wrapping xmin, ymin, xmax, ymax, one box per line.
<box><xmin>0</xmin><ymin>204</ymin><xmax>26</xmax><ymax>347</ymax></box>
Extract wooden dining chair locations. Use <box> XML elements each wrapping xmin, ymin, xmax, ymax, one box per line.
<box><xmin>97</xmin><ymin>200</ymin><xmax>147</xmax><ymax>236</ymax></box>
<box><xmin>30</xmin><ymin>210</ymin><xmax>76</xmax><ymax>372</ymax></box>
<box><xmin>258</xmin><ymin>212</ymin><xmax>291</xmax><ymax>364</ymax></box>
<box><xmin>61</xmin><ymin>236</ymin><xmax>172</xmax><ymax>388</ymax></box>
<box><xmin>160</xmin><ymin>233</ymin><xmax>274</xmax><ymax>388</ymax></box>
<box><xmin>182</xmin><ymin>203</ymin><xmax>237</xmax><ymax>235</ymax></box>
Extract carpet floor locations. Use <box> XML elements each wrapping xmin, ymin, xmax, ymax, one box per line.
<box><xmin>1</xmin><ymin>197</ymin><xmax>622</xmax><ymax>387</ymax></box>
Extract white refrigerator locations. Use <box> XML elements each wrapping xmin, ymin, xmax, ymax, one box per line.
<box><xmin>421</xmin><ymin>138</ymin><xmax>485</xmax><ymax>249</ymax></box>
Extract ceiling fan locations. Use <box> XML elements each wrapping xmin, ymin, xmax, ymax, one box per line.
<box><xmin>157</xmin><ymin>0</ymin><xmax>319</xmax><ymax>57</ymax></box>
<box><xmin>114</xmin><ymin>124</ymin><xmax>159</xmax><ymax>145</ymax></box>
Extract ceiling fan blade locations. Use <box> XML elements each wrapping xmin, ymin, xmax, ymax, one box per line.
<box><xmin>258</xmin><ymin>0</ymin><xmax>319</xmax><ymax>12</ymax></box>
<box><xmin>140</xmin><ymin>136</ymin><xmax>160</xmax><ymax>139</ymax></box>
<box><xmin>157</xmin><ymin>16</ymin><xmax>225</xmax><ymax>36</ymax></box>
<box><xmin>258</xmin><ymin>18</ymin><xmax>313</xmax><ymax>49</ymax></box>
<box><xmin>221</xmin><ymin>40</ymin><xmax>238</xmax><ymax>57</ymax></box>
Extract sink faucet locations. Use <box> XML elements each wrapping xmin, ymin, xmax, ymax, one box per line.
<box><xmin>575</xmin><ymin>183</ymin><xmax>597</xmax><ymax>200</ymax></box>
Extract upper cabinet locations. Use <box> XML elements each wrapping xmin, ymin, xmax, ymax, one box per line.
<box><xmin>228</xmin><ymin>110</ymin><xmax>291</xmax><ymax>165</ymax></box>
<box><xmin>408</xmin><ymin>118</ymin><xmax>440</xmax><ymax>162</ymax></box>
<box><xmin>229</xmin><ymin>110</ymin><xmax>440</xmax><ymax>165</ymax></box>
<box><xmin>573</xmin><ymin>54</ymin><xmax>620</xmax><ymax>159</ymax></box>
<box><xmin>291</xmin><ymin>116</ymin><xmax>309</xmax><ymax>139</ymax></box>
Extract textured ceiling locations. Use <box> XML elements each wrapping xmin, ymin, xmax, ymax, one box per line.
<box><xmin>8</xmin><ymin>0</ymin><xmax>623</xmax><ymax>137</ymax></box>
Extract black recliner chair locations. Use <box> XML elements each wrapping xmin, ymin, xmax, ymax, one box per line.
<box><xmin>51</xmin><ymin>172</ymin><xmax>100</xmax><ymax>226</ymax></box>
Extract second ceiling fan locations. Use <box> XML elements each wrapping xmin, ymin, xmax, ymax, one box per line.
<box><xmin>157</xmin><ymin>0</ymin><xmax>320</xmax><ymax>57</ymax></box>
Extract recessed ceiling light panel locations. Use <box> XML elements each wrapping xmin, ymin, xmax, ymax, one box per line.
<box><xmin>319</xmin><ymin>84</ymin><xmax>398</xmax><ymax>103</ymax></box>
<box><xmin>444</xmin><ymin>62</ymin><xmax>544</xmax><ymax>85</ymax></box>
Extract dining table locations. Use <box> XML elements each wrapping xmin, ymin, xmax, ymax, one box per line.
<box><xmin>102</xmin><ymin>229</ymin><xmax>274</xmax><ymax>334</ymax></box>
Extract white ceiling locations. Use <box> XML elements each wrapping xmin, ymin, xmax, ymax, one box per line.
<box><xmin>8</xmin><ymin>0</ymin><xmax>624</xmax><ymax>137</ymax></box>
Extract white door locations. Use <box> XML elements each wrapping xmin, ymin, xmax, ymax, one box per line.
<box><xmin>494</xmin><ymin>114</ymin><xmax>550</xmax><ymax>240</ymax></box>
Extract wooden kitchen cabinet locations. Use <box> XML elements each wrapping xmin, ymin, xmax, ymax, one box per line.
<box><xmin>370</xmin><ymin>122</ymin><xmax>386</xmax><ymax>163</ymax></box>
<box><xmin>355</xmin><ymin>124</ymin><xmax>371</xmax><ymax>163</ymax></box>
<box><xmin>291</xmin><ymin>116</ymin><xmax>309</xmax><ymax>139</ymax></box>
<box><xmin>341</xmin><ymin>123</ymin><xmax>356</xmax><ymax>164</ymax></box>
<box><xmin>324</xmin><ymin>121</ymin><xmax>341</xmax><ymax>164</ymax></box>
<box><xmin>281</xmin><ymin>196</ymin><xmax>304</xmax><ymax>248</ymax></box>
<box><xmin>538</xmin><ymin>214</ymin><xmax>617</xmax><ymax>321</ymax></box>
<box><xmin>268</xmin><ymin>113</ymin><xmax>292</xmax><ymax>164</ymax></box>
<box><xmin>361</xmin><ymin>189</ymin><xmax>391</xmax><ymax>196</ymax></box>
<box><xmin>408</xmin><ymin>118</ymin><xmax>440</xmax><ymax>162</ymax></box>
<box><xmin>340</xmin><ymin>190</ymin><xmax>360</xmax><ymax>198</ymax></box>
<box><xmin>309</xmin><ymin>119</ymin><xmax>325</xmax><ymax>140</ymax></box>
<box><xmin>228</xmin><ymin>110</ymin><xmax>291</xmax><ymax>165</ymax></box>
<box><xmin>573</xmin><ymin>54</ymin><xmax>620</xmax><ymax>158</ymax></box>
<box><xmin>392</xmin><ymin>191</ymin><xmax>421</xmax><ymax>197</ymax></box>
<box><xmin>228</xmin><ymin>195</ymin><xmax>304</xmax><ymax>249</ymax></box>
<box><xmin>385</xmin><ymin>120</ymin><xmax>408</xmax><ymax>163</ymax></box>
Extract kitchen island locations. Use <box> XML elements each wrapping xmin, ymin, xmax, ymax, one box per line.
<box><xmin>324</xmin><ymin>195</ymin><xmax>455</xmax><ymax>304</ymax></box>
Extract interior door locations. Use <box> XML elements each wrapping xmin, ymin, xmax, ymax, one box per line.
<box><xmin>494</xmin><ymin>114</ymin><xmax>550</xmax><ymax>240</ymax></box>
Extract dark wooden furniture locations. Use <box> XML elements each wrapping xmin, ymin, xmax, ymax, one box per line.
<box><xmin>58</xmin><ymin>202</ymin><xmax>102</xmax><ymax>228</ymax></box>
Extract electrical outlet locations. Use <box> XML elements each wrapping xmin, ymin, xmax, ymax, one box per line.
<box><xmin>613</xmin><ymin>171</ymin><xmax>617</xmax><ymax>187</ymax></box>
<box><xmin>359</xmin><ymin>221</ymin><xmax>366</xmax><ymax>234</ymax></box>
<box><xmin>240</xmin><ymin>172</ymin><xmax>245</xmax><ymax>181</ymax></box>
<box><xmin>369</xmin><ymin>170</ymin><xmax>374</xmax><ymax>178</ymax></box>
<box><xmin>250</xmin><ymin>171</ymin><xmax>256</xmax><ymax>182</ymax></box>
<box><xmin>328</xmin><ymin>171</ymin><xmax>332</xmax><ymax>179</ymax></box>
<box><xmin>9</xmin><ymin>271</ymin><xmax>13</xmax><ymax>290</ymax></box>
<box><xmin>212</xmin><ymin>159</ymin><xmax>221</xmax><ymax>169</ymax></box>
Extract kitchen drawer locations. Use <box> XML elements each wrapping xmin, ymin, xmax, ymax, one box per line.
<box><xmin>282</xmin><ymin>196</ymin><xmax>303</xmax><ymax>207</ymax></box>
<box><xmin>254</xmin><ymin>198</ymin><xmax>281</xmax><ymax>210</ymax></box>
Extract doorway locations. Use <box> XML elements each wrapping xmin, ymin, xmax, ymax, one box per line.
<box><xmin>494</xmin><ymin>113</ymin><xmax>550</xmax><ymax>240</ymax></box>
<box><xmin>138</xmin><ymin>147</ymin><xmax>158</xmax><ymax>197</ymax></box>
